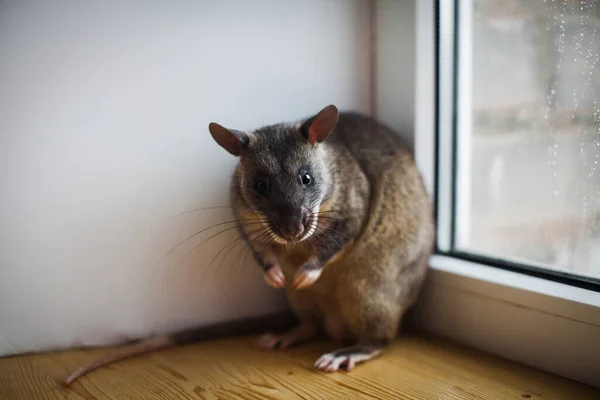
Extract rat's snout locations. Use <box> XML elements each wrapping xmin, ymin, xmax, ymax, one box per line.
<box><xmin>281</xmin><ymin>216</ymin><xmax>305</xmax><ymax>240</ymax></box>
<box><xmin>276</xmin><ymin>208</ymin><xmax>308</xmax><ymax>241</ymax></box>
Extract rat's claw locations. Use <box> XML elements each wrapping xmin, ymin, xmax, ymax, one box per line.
<box><xmin>316</xmin><ymin>354</ymin><xmax>344</xmax><ymax>372</ymax></box>
<box><xmin>264</xmin><ymin>265</ymin><xmax>286</xmax><ymax>288</ymax></box>
<box><xmin>256</xmin><ymin>333</ymin><xmax>284</xmax><ymax>350</ymax></box>
<box><xmin>256</xmin><ymin>322</ymin><xmax>317</xmax><ymax>351</ymax></box>
<box><xmin>314</xmin><ymin>345</ymin><xmax>382</xmax><ymax>372</ymax></box>
<box><xmin>256</xmin><ymin>332</ymin><xmax>299</xmax><ymax>350</ymax></box>
<box><xmin>255</xmin><ymin>333</ymin><xmax>296</xmax><ymax>350</ymax></box>
<box><xmin>292</xmin><ymin>264</ymin><xmax>322</xmax><ymax>289</ymax></box>
<box><xmin>314</xmin><ymin>353</ymin><xmax>368</xmax><ymax>372</ymax></box>
<box><xmin>255</xmin><ymin>332</ymin><xmax>307</xmax><ymax>350</ymax></box>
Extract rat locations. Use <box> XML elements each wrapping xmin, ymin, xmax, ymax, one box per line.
<box><xmin>62</xmin><ymin>105</ymin><xmax>433</xmax><ymax>385</ymax></box>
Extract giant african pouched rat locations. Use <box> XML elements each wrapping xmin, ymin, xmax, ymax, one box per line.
<box><xmin>63</xmin><ymin>105</ymin><xmax>434</xmax><ymax>384</ymax></box>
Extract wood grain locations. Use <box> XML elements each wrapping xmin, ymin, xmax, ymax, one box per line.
<box><xmin>1</xmin><ymin>334</ymin><xmax>597</xmax><ymax>399</ymax></box>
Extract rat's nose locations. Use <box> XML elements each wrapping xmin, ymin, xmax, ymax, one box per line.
<box><xmin>281</xmin><ymin>217</ymin><xmax>305</xmax><ymax>240</ymax></box>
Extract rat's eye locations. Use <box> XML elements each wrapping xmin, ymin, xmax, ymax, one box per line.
<box><xmin>255</xmin><ymin>178</ymin><xmax>268</xmax><ymax>195</ymax></box>
<box><xmin>299</xmin><ymin>171</ymin><xmax>313</xmax><ymax>186</ymax></box>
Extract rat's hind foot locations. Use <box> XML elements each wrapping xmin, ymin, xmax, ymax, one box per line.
<box><xmin>256</xmin><ymin>322</ymin><xmax>317</xmax><ymax>350</ymax></box>
<box><xmin>314</xmin><ymin>343</ymin><xmax>385</xmax><ymax>372</ymax></box>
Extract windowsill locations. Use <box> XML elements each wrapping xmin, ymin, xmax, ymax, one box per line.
<box><xmin>412</xmin><ymin>254</ymin><xmax>600</xmax><ymax>388</ymax></box>
<box><xmin>429</xmin><ymin>254</ymin><xmax>600</xmax><ymax>312</ymax></box>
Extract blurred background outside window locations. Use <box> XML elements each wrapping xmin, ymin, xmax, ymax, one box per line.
<box><xmin>458</xmin><ymin>0</ymin><xmax>600</xmax><ymax>280</ymax></box>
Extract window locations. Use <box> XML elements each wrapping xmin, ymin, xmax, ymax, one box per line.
<box><xmin>436</xmin><ymin>0</ymin><xmax>600</xmax><ymax>290</ymax></box>
<box><xmin>414</xmin><ymin>0</ymin><xmax>600</xmax><ymax>388</ymax></box>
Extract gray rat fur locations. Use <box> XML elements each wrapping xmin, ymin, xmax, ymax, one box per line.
<box><xmin>224</xmin><ymin>105</ymin><xmax>434</xmax><ymax>371</ymax></box>
<box><xmin>62</xmin><ymin>105</ymin><xmax>433</xmax><ymax>384</ymax></box>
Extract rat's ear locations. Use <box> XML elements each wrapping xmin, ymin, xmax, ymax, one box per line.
<box><xmin>300</xmin><ymin>105</ymin><xmax>339</xmax><ymax>145</ymax></box>
<box><xmin>208</xmin><ymin>122</ymin><xmax>249</xmax><ymax>156</ymax></box>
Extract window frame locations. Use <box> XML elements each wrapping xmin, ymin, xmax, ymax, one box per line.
<box><xmin>413</xmin><ymin>0</ymin><xmax>600</xmax><ymax>388</ymax></box>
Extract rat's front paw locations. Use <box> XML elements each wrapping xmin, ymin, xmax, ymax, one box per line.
<box><xmin>264</xmin><ymin>264</ymin><xmax>286</xmax><ymax>288</ymax></box>
<box><xmin>292</xmin><ymin>264</ymin><xmax>322</xmax><ymax>289</ymax></box>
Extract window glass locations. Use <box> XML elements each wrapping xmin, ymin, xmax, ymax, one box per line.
<box><xmin>457</xmin><ymin>0</ymin><xmax>600</xmax><ymax>280</ymax></box>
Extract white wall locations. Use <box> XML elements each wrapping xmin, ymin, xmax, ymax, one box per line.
<box><xmin>0</xmin><ymin>0</ymin><xmax>371</xmax><ymax>356</ymax></box>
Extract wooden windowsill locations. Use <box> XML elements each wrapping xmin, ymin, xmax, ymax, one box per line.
<box><xmin>1</xmin><ymin>333</ymin><xmax>597</xmax><ymax>399</ymax></box>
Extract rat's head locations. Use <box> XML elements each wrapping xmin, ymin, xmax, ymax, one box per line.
<box><xmin>209</xmin><ymin>105</ymin><xmax>339</xmax><ymax>244</ymax></box>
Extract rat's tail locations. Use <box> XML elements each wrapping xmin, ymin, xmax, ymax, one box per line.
<box><xmin>64</xmin><ymin>335</ymin><xmax>173</xmax><ymax>385</ymax></box>
<box><xmin>63</xmin><ymin>311</ymin><xmax>297</xmax><ymax>386</ymax></box>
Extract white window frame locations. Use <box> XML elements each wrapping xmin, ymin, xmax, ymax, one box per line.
<box><xmin>413</xmin><ymin>0</ymin><xmax>600</xmax><ymax>388</ymax></box>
